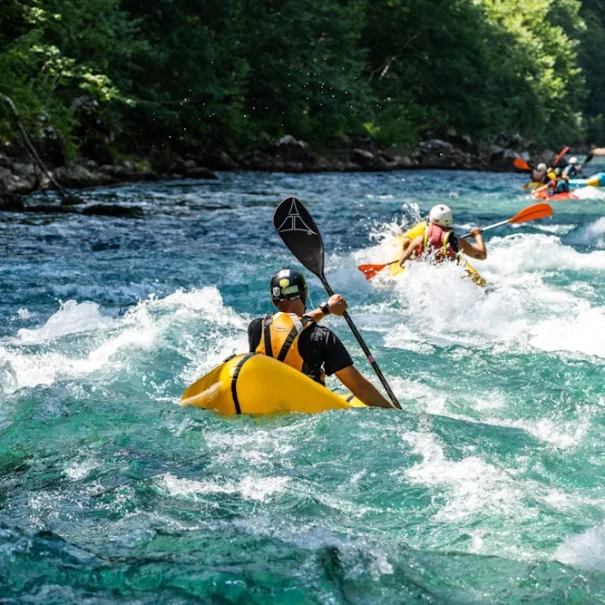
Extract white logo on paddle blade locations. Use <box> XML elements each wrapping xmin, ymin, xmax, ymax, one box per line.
<box><xmin>276</xmin><ymin>199</ymin><xmax>317</xmax><ymax>235</ymax></box>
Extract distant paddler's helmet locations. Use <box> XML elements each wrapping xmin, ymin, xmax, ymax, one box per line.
<box><xmin>554</xmin><ymin>167</ymin><xmax>562</xmax><ymax>176</ymax></box>
<box><xmin>270</xmin><ymin>268</ymin><xmax>307</xmax><ymax>303</ymax></box>
<box><xmin>569</xmin><ymin>157</ymin><xmax>579</xmax><ymax>165</ymax></box>
<box><xmin>429</xmin><ymin>204</ymin><xmax>453</xmax><ymax>228</ymax></box>
<box><xmin>537</xmin><ymin>163</ymin><xmax>547</xmax><ymax>172</ymax></box>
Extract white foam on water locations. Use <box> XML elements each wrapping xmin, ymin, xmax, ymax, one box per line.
<box><xmin>473</xmin><ymin>391</ymin><xmax>506</xmax><ymax>411</ymax></box>
<box><xmin>529</xmin><ymin>307</ymin><xmax>605</xmax><ymax>358</ymax></box>
<box><xmin>403</xmin><ymin>431</ymin><xmax>526</xmax><ymax>523</ymax></box>
<box><xmin>555</xmin><ymin>524</ymin><xmax>605</xmax><ymax>571</ymax></box>
<box><xmin>179</xmin><ymin>333</ymin><xmax>248</xmax><ymax>388</ymax></box>
<box><xmin>16</xmin><ymin>307</ymin><xmax>35</xmax><ymax>320</ymax></box>
<box><xmin>484</xmin><ymin>233</ymin><xmax>605</xmax><ymax>274</ymax></box>
<box><xmin>360</xmin><ymin>229</ymin><xmax>605</xmax><ymax>361</ymax></box>
<box><xmin>147</xmin><ymin>286</ymin><xmax>247</xmax><ymax>329</ymax></box>
<box><xmin>572</xmin><ymin>186</ymin><xmax>605</xmax><ymax>200</ymax></box>
<box><xmin>0</xmin><ymin>358</ymin><xmax>18</xmax><ymax>392</ymax></box>
<box><xmin>390</xmin><ymin>261</ymin><xmax>490</xmax><ymax>335</ymax></box>
<box><xmin>202</xmin><ymin>426</ymin><xmax>296</xmax><ymax>467</ymax></box>
<box><xmin>383</xmin><ymin>323</ymin><xmax>436</xmax><ymax>354</ymax></box>
<box><xmin>386</xmin><ymin>377</ymin><xmax>448</xmax><ymax>416</ymax></box>
<box><xmin>65</xmin><ymin>458</ymin><xmax>100</xmax><ymax>481</ymax></box>
<box><xmin>17</xmin><ymin>301</ymin><xmax>119</xmax><ymax>343</ymax></box>
<box><xmin>27</xmin><ymin>491</ymin><xmax>63</xmax><ymax>528</ymax></box>
<box><xmin>534</xmin><ymin>224</ymin><xmax>577</xmax><ymax>235</ymax></box>
<box><xmin>399</xmin><ymin>430</ymin><xmax>565</xmax><ymax>561</ymax></box>
<box><xmin>566</xmin><ymin>217</ymin><xmax>605</xmax><ymax>249</ymax></box>
<box><xmin>1</xmin><ymin>286</ymin><xmax>250</xmax><ymax>393</ymax></box>
<box><xmin>482</xmin><ymin>413</ymin><xmax>592</xmax><ymax>449</ymax></box>
<box><xmin>156</xmin><ymin>473</ymin><xmax>289</xmax><ymax>503</ymax></box>
<box><xmin>0</xmin><ymin>305</ymin><xmax>159</xmax><ymax>390</ymax></box>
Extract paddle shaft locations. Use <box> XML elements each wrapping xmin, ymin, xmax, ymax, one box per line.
<box><xmin>554</xmin><ymin>146</ymin><xmax>569</xmax><ymax>165</ymax></box>
<box><xmin>460</xmin><ymin>219</ymin><xmax>508</xmax><ymax>239</ymax></box>
<box><xmin>320</xmin><ymin>276</ymin><xmax>402</xmax><ymax>410</ymax></box>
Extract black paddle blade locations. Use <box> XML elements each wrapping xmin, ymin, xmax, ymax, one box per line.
<box><xmin>273</xmin><ymin>197</ymin><xmax>325</xmax><ymax>278</ymax></box>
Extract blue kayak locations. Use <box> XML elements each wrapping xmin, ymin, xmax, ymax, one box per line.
<box><xmin>568</xmin><ymin>172</ymin><xmax>605</xmax><ymax>188</ymax></box>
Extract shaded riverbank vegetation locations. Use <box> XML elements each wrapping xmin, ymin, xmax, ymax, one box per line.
<box><xmin>1</xmin><ymin>0</ymin><xmax>604</xmax><ymax>170</ymax></box>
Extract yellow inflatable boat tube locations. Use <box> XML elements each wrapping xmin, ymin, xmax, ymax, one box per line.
<box><xmin>523</xmin><ymin>181</ymin><xmax>543</xmax><ymax>190</ymax></box>
<box><xmin>181</xmin><ymin>353</ymin><xmax>366</xmax><ymax>416</ymax></box>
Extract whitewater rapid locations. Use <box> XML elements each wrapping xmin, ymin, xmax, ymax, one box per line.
<box><xmin>2</xmin><ymin>170</ymin><xmax>605</xmax><ymax>603</ymax></box>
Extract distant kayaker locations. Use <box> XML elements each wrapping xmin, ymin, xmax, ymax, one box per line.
<box><xmin>531</xmin><ymin>162</ymin><xmax>549</xmax><ymax>185</ymax></box>
<box><xmin>398</xmin><ymin>204</ymin><xmax>487</xmax><ymax>267</ymax></box>
<box><xmin>248</xmin><ymin>268</ymin><xmax>394</xmax><ymax>409</ymax></box>
<box><xmin>562</xmin><ymin>157</ymin><xmax>582</xmax><ymax>179</ymax></box>
<box><xmin>535</xmin><ymin>167</ymin><xmax>570</xmax><ymax>197</ymax></box>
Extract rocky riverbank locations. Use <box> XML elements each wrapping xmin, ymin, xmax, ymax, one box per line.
<box><xmin>0</xmin><ymin>134</ymin><xmax>561</xmax><ymax>213</ymax></box>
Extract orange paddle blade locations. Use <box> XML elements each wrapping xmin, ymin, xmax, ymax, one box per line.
<box><xmin>509</xmin><ymin>203</ymin><xmax>553</xmax><ymax>224</ymax></box>
<box><xmin>514</xmin><ymin>158</ymin><xmax>531</xmax><ymax>171</ymax></box>
<box><xmin>357</xmin><ymin>263</ymin><xmax>388</xmax><ymax>280</ymax></box>
<box><xmin>554</xmin><ymin>146</ymin><xmax>569</xmax><ymax>165</ymax></box>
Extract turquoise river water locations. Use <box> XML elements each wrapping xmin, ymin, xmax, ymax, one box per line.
<box><xmin>1</xmin><ymin>169</ymin><xmax>605</xmax><ymax>604</ymax></box>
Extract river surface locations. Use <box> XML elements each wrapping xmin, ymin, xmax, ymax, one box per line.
<box><xmin>2</xmin><ymin>168</ymin><xmax>605</xmax><ymax>604</ymax></box>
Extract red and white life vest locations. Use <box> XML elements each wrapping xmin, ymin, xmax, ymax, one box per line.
<box><xmin>416</xmin><ymin>224</ymin><xmax>457</xmax><ymax>263</ymax></box>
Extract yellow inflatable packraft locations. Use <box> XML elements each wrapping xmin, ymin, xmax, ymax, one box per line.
<box><xmin>181</xmin><ymin>353</ymin><xmax>366</xmax><ymax>416</ymax></box>
<box><xmin>389</xmin><ymin>222</ymin><xmax>486</xmax><ymax>287</ymax></box>
<box><xmin>523</xmin><ymin>181</ymin><xmax>543</xmax><ymax>190</ymax></box>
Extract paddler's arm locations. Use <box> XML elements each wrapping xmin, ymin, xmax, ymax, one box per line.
<box><xmin>304</xmin><ymin>294</ymin><xmax>347</xmax><ymax>323</ymax></box>
<box><xmin>248</xmin><ymin>318</ymin><xmax>262</xmax><ymax>352</ymax></box>
<box><xmin>457</xmin><ymin>228</ymin><xmax>487</xmax><ymax>260</ymax></box>
<box><xmin>335</xmin><ymin>366</ymin><xmax>395</xmax><ymax>409</ymax></box>
<box><xmin>399</xmin><ymin>234</ymin><xmax>423</xmax><ymax>267</ymax></box>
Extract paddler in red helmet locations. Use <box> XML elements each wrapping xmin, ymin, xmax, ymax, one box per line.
<box><xmin>398</xmin><ymin>204</ymin><xmax>487</xmax><ymax>267</ymax></box>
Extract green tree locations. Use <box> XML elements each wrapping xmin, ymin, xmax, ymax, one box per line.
<box><xmin>362</xmin><ymin>0</ymin><xmax>585</xmax><ymax>148</ymax></box>
<box><xmin>0</xmin><ymin>0</ymin><xmax>140</xmax><ymax>154</ymax></box>
<box><xmin>579</xmin><ymin>0</ymin><xmax>605</xmax><ymax>143</ymax></box>
<box><xmin>239</xmin><ymin>0</ymin><xmax>371</xmax><ymax>143</ymax></box>
<box><xmin>0</xmin><ymin>0</ymin><xmax>595</xmax><ymax>160</ymax></box>
<box><xmin>118</xmin><ymin>0</ymin><xmax>250</xmax><ymax>151</ymax></box>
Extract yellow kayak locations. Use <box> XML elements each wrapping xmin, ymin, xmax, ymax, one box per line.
<box><xmin>523</xmin><ymin>181</ymin><xmax>543</xmax><ymax>190</ymax></box>
<box><xmin>181</xmin><ymin>353</ymin><xmax>366</xmax><ymax>416</ymax></box>
<box><xmin>389</xmin><ymin>222</ymin><xmax>486</xmax><ymax>287</ymax></box>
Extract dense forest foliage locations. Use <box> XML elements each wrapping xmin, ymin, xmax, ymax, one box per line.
<box><xmin>0</xmin><ymin>0</ymin><xmax>604</xmax><ymax>161</ymax></box>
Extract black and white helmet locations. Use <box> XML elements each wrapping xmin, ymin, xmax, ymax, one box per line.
<box><xmin>270</xmin><ymin>268</ymin><xmax>307</xmax><ymax>302</ymax></box>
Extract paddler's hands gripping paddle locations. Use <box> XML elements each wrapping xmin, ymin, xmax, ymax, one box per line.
<box><xmin>273</xmin><ymin>196</ymin><xmax>402</xmax><ymax>410</ymax></box>
<box><xmin>358</xmin><ymin>202</ymin><xmax>554</xmax><ymax>280</ymax></box>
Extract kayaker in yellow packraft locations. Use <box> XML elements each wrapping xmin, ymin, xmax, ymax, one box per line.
<box><xmin>248</xmin><ymin>268</ymin><xmax>393</xmax><ymax>409</ymax></box>
<box><xmin>398</xmin><ymin>204</ymin><xmax>487</xmax><ymax>267</ymax></box>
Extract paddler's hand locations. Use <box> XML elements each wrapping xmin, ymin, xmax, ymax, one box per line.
<box><xmin>327</xmin><ymin>294</ymin><xmax>347</xmax><ymax>316</ymax></box>
<box><xmin>470</xmin><ymin>227</ymin><xmax>483</xmax><ymax>239</ymax></box>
